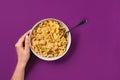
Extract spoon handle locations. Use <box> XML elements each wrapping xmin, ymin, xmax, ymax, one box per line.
<box><xmin>67</xmin><ymin>19</ymin><xmax>87</xmax><ymax>33</ymax></box>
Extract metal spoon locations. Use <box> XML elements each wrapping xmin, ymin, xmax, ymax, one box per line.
<box><xmin>67</xmin><ymin>18</ymin><xmax>87</xmax><ymax>33</ymax></box>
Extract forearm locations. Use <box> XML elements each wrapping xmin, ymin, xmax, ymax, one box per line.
<box><xmin>11</xmin><ymin>62</ymin><xmax>26</xmax><ymax>80</ymax></box>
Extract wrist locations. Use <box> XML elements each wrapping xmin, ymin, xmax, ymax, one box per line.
<box><xmin>17</xmin><ymin>61</ymin><xmax>27</xmax><ymax>69</ymax></box>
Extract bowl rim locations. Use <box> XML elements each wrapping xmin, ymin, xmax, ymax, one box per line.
<box><xmin>30</xmin><ymin>18</ymin><xmax>71</xmax><ymax>61</ymax></box>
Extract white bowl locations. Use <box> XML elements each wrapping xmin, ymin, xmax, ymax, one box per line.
<box><xmin>30</xmin><ymin>18</ymin><xmax>71</xmax><ymax>61</ymax></box>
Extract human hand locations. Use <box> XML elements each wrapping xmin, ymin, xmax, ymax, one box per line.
<box><xmin>15</xmin><ymin>30</ymin><xmax>31</xmax><ymax>67</ymax></box>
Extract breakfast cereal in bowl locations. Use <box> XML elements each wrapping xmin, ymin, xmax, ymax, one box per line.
<box><xmin>30</xmin><ymin>18</ymin><xmax>71</xmax><ymax>61</ymax></box>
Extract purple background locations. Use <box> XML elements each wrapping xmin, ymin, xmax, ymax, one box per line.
<box><xmin>0</xmin><ymin>0</ymin><xmax>120</xmax><ymax>80</ymax></box>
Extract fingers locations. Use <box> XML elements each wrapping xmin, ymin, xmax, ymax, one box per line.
<box><xmin>25</xmin><ymin>35</ymin><xmax>30</xmax><ymax>51</ymax></box>
<box><xmin>15</xmin><ymin>30</ymin><xmax>31</xmax><ymax>47</ymax></box>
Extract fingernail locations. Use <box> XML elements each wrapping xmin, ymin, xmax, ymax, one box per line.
<box><xmin>26</xmin><ymin>35</ymin><xmax>29</xmax><ymax>38</ymax></box>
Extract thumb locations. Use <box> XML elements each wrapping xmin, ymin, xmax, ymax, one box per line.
<box><xmin>25</xmin><ymin>35</ymin><xmax>30</xmax><ymax>51</ymax></box>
